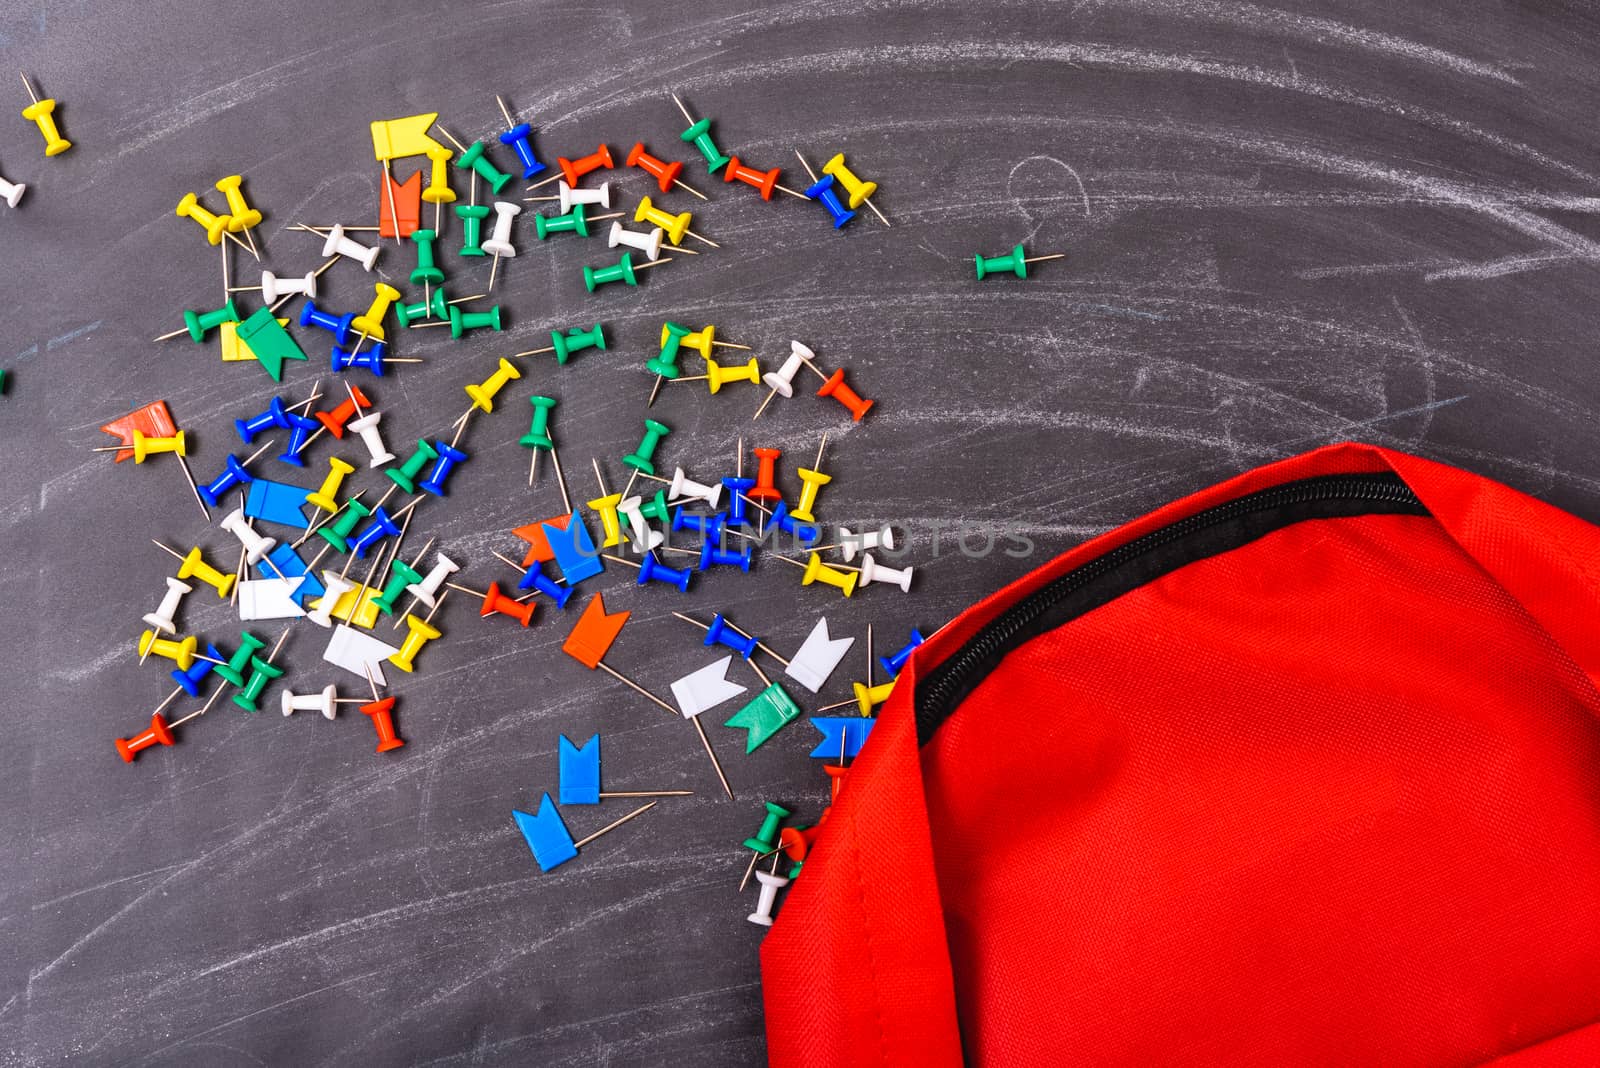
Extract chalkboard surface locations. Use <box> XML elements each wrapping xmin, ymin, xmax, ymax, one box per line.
<box><xmin>7</xmin><ymin>1</ymin><xmax>1600</xmax><ymax>1064</ymax></box>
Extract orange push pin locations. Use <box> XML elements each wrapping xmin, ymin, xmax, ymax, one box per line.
<box><xmin>20</xmin><ymin>73</ymin><xmax>69</xmax><ymax>156</ymax></box>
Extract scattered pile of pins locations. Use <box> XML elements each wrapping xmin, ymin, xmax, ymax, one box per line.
<box><xmin>92</xmin><ymin>92</ymin><xmax>955</xmax><ymax>930</ymax></box>
<box><xmin>0</xmin><ymin>72</ymin><xmax>73</xmax><ymax>395</ymax></box>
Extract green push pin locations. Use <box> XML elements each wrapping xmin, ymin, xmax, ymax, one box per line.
<box><xmin>552</xmin><ymin>322</ymin><xmax>605</xmax><ymax>363</ymax></box>
<box><xmin>319</xmin><ymin>498</ymin><xmax>372</xmax><ymax>553</ymax></box>
<box><xmin>583</xmin><ymin>253</ymin><xmax>645</xmax><ymax>293</ymax></box>
<box><xmin>396</xmin><ymin>287</ymin><xmax>449</xmax><ymax>328</ymax></box>
<box><xmin>743</xmin><ymin>801</ymin><xmax>791</xmax><ymax>854</ymax></box>
<box><xmin>637</xmin><ymin>488</ymin><xmax>670</xmax><ymax>525</ymax></box>
<box><xmin>231</xmin><ymin>655</ymin><xmax>285</xmax><ymax>712</ymax></box>
<box><xmin>456</xmin><ymin>204</ymin><xmax>491</xmax><ymax>256</ymax></box>
<box><xmin>973</xmin><ymin>243</ymin><xmax>1066</xmax><ymax>280</ymax></box>
<box><xmin>374</xmin><ymin>560</ymin><xmax>425</xmax><ymax>615</ymax></box>
<box><xmin>183</xmin><ymin>298</ymin><xmax>240</xmax><ymax>343</ymax></box>
<box><xmin>449</xmin><ymin>304</ymin><xmax>502</xmax><ymax>339</ymax></box>
<box><xmin>0</xmin><ymin>369</ymin><xmax>8</xmax><ymax>395</ymax></box>
<box><xmin>679</xmin><ymin>118</ymin><xmax>730</xmax><ymax>173</ymax></box>
<box><xmin>409</xmin><ymin>229</ymin><xmax>445</xmax><ymax>285</ymax></box>
<box><xmin>454</xmin><ymin>141</ymin><xmax>512</xmax><ymax>195</ymax></box>
<box><xmin>621</xmin><ymin>419</ymin><xmax>671</xmax><ymax>476</ymax></box>
<box><xmin>214</xmin><ymin>631</ymin><xmax>267</xmax><ymax>687</ymax></box>
<box><xmin>725</xmin><ymin>682</ymin><xmax>805</xmax><ymax>753</ymax></box>
<box><xmin>520</xmin><ymin>395</ymin><xmax>558</xmax><ymax>487</ymax></box>
<box><xmin>534</xmin><ymin>203</ymin><xmax>589</xmax><ymax>240</ymax></box>
<box><xmin>387</xmin><ymin>440</ymin><xmax>439</xmax><ymax>495</ymax></box>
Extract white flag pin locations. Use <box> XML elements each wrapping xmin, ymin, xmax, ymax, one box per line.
<box><xmin>785</xmin><ymin>618</ymin><xmax>854</xmax><ymax>693</ymax></box>
<box><xmin>671</xmin><ymin>655</ymin><xmax>749</xmax><ymax>719</ymax></box>
<box><xmin>323</xmin><ymin>623</ymin><xmax>400</xmax><ymax>687</ymax></box>
<box><xmin>236</xmin><ymin>577</ymin><xmax>307</xmax><ymax>621</ymax></box>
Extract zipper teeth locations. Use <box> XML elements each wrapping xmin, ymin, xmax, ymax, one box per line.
<box><xmin>916</xmin><ymin>475</ymin><xmax>1421</xmax><ymax>721</ymax></box>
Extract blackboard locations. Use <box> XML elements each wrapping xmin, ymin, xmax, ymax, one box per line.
<box><xmin>8</xmin><ymin>1</ymin><xmax>1600</xmax><ymax>1064</ymax></box>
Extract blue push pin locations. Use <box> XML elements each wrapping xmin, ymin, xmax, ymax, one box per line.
<box><xmin>277</xmin><ymin>411</ymin><xmax>320</xmax><ymax>466</ymax></box>
<box><xmin>636</xmin><ymin>552</ymin><xmax>692</xmax><ymax>593</ymax></box>
<box><xmin>722</xmin><ymin>477</ymin><xmax>757</xmax><ymax>528</ymax></box>
<box><xmin>518</xmin><ymin>560</ymin><xmax>574</xmax><ymax>608</ymax></box>
<box><xmin>881</xmin><ymin>627</ymin><xmax>925</xmax><ymax>677</ymax></box>
<box><xmin>299</xmin><ymin>301</ymin><xmax>356</xmax><ymax>346</ymax></box>
<box><xmin>544</xmin><ymin>512</ymin><xmax>605</xmax><ymax>584</ymax></box>
<box><xmin>333</xmin><ymin>340</ymin><xmax>390</xmax><ymax>376</ymax></box>
<box><xmin>697</xmin><ymin>541</ymin><xmax>752</xmax><ymax>573</ymax></box>
<box><xmin>704</xmin><ymin>613</ymin><xmax>759</xmax><ymax>658</ymax></box>
<box><xmin>804</xmin><ymin>173</ymin><xmax>855</xmax><ymax>229</ymax></box>
<box><xmin>418</xmin><ymin>441</ymin><xmax>468</xmax><ymax>497</ymax></box>
<box><xmin>171</xmin><ymin>643</ymin><xmax>223</xmax><ymax>697</ymax></box>
<box><xmin>348</xmin><ymin>506</ymin><xmax>401</xmax><ymax>558</ymax></box>
<box><xmin>198</xmin><ymin>454</ymin><xmax>254</xmax><ymax>508</ymax></box>
<box><xmin>496</xmin><ymin>97</ymin><xmax>547</xmax><ymax>179</ymax></box>
<box><xmin>671</xmin><ymin>507</ymin><xmax>727</xmax><ymax>544</ymax></box>
<box><xmin>235</xmin><ymin>396</ymin><xmax>290</xmax><ymax>443</ymax></box>
<box><xmin>771</xmin><ymin>501</ymin><xmax>822</xmax><ymax>547</ymax></box>
<box><xmin>512</xmin><ymin>791</ymin><xmax>658</xmax><ymax>873</ymax></box>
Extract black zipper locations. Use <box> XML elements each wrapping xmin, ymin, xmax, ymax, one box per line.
<box><xmin>914</xmin><ymin>472</ymin><xmax>1429</xmax><ymax>744</ymax></box>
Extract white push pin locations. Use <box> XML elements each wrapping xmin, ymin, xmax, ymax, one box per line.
<box><xmin>561</xmin><ymin>180</ymin><xmax>610</xmax><ymax>212</ymax></box>
<box><xmin>280</xmin><ymin>683</ymin><xmax>340</xmax><ymax>720</ymax></box>
<box><xmin>838</xmin><ymin>523</ymin><xmax>895</xmax><ymax>563</ymax></box>
<box><xmin>481</xmin><ymin>201</ymin><xmax>522</xmax><ymax>259</ymax></box>
<box><xmin>320</xmin><ymin>223</ymin><xmax>381</xmax><ymax>271</ymax></box>
<box><xmin>348</xmin><ymin>411</ymin><xmax>395</xmax><ymax>468</ymax></box>
<box><xmin>404</xmin><ymin>552</ymin><xmax>459</xmax><ymax>611</ymax></box>
<box><xmin>219</xmin><ymin>507</ymin><xmax>278</xmax><ymax>566</ymax></box>
<box><xmin>858</xmin><ymin>553</ymin><xmax>913</xmax><ymax>593</ymax></box>
<box><xmin>747</xmin><ymin>866</ymin><xmax>790</xmax><ymax>927</ymax></box>
<box><xmin>141</xmin><ymin>576</ymin><xmax>192</xmax><ymax>635</ymax></box>
<box><xmin>618</xmin><ymin>496</ymin><xmax>664</xmax><ymax>554</ymax></box>
<box><xmin>754</xmin><ymin>341</ymin><xmax>813</xmax><ymax>420</ymax></box>
<box><xmin>606</xmin><ymin>221</ymin><xmax>664</xmax><ymax>262</ymax></box>
<box><xmin>667</xmin><ymin>467</ymin><xmax>722</xmax><ymax>509</ymax></box>
<box><xmin>0</xmin><ymin>170</ymin><xmax>25</xmax><ymax>209</ymax></box>
<box><xmin>258</xmin><ymin>269</ymin><xmax>317</xmax><ymax>303</ymax></box>
<box><xmin>306</xmin><ymin>573</ymin><xmax>356</xmax><ymax>628</ymax></box>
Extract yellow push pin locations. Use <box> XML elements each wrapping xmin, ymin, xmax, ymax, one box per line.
<box><xmin>176</xmin><ymin>193</ymin><xmax>233</xmax><ymax>246</ymax></box>
<box><xmin>214</xmin><ymin>175</ymin><xmax>264</xmax><ymax>257</ymax></box>
<box><xmin>350</xmin><ymin>282</ymin><xmax>403</xmax><ymax>342</ymax></box>
<box><xmin>463</xmin><ymin>357</ymin><xmax>522</xmax><ymax>414</ymax></box>
<box><xmin>20</xmin><ymin>73</ymin><xmax>69</xmax><ymax>156</ymax></box>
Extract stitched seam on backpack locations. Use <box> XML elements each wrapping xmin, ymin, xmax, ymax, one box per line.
<box><xmin>849</xmin><ymin>807</ymin><xmax>891</xmax><ymax>1064</ymax></box>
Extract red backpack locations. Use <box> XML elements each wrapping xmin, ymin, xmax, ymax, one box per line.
<box><xmin>763</xmin><ymin>442</ymin><xmax>1600</xmax><ymax>1067</ymax></box>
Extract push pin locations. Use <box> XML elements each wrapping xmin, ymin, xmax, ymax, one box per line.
<box><xmin>19</xmin><ymin>73</ymin><xmax>69</xmax><ymax>156</ymax></box>
<box><xmin>142</xmin><ymin>577</ymin><xmax>192</xmax><ymax>636</ymax></box>
<box><xmin>390</xmin><ymin>593</ymin><xmax>447</xmax><ymax>673</ymax></box>
<box><xmin>395</xmin><ymin>288</ymin><xmax>448</xmax><ymax>328</ymax></box>
<box><xmin>974</xmin><ymin>242</ymin><xmax>1065</xmax><ymax>280</ymax></box>
<box><xmin>606</xmin><ymin>221</ymin><xmax>667</xmax><ymax>262</ymax></box>
<box><xmin>670</xmin><ymin>93</ymin><xmax>730</xmax><ymax>173</ymax></box>
<box><xmin>821</xmin><ymin>152</ymin><xmax>889</xmax><ymax>225</ymax></box>
<box><xmin>313</xmin><ymin>384</ymin><xmax>373</xmax><ymax>439</ymax></box>
<box><xmin>528</xmin><ymin>143</ymin><xmax>613</xmax><ymax>191</ymax></box>
<box><xmin>437</xmin><ymin>125</ymin><xmax>512</xmax><ymax>195</ymax></box>
<box><xmin>230</xmin><ymin>269</ymin><xmax>317</xmax><ymax>304</ymax></box>
<box><xmin>753</xmin><ymin>340</ymin><xmax>814</xmax><ymax>420</ymax></box>
<box><xmin>481</xmin><ymin>201</ymin><xmax>522</xmax><ymax>289</ymax></box>
<box><xmin>768</xmin><ymin>551</ymin><xmax>859</xmax><ymax>597</ymax></box>
<box><xmin>445</xmin><ymin>580</ymin><xmax>535</xmax><ymax>627</ymax></box>
<box><xmin>315</xmin><ymin>496</ymin><xmax>372</xmax><ymax>554</ymax></box>
<box><xmin>456</xmin><ymin>203</ymin><xmax>491</xmax><ymax>256</ymax></box>
<box><xmin>348</xmin><ymin>410</ymin><xmax>396</xmax><ymax>468</ymax></box>
<box><xmin>617</xmin><ymin>496</ymin><xmax>664</xmax><ymax>555</ymax></box>
<box><xmin>155</xmin><ymin>541</ymin><xmax>237</xmax><ymax>599</ymax></box>
<box><xmin>667</xmin><ymin>322</ymin><xmax>750</xmax><ymax>359</ymax></box>
<box><xmin>602</xmin><ymin>551</ymin><xmax>693</xmax><ymax>593</ymax></box>
<box><xmin>790</xmin><ymin>435</ymin><xmax>831</xmax><ymax>523</ymax></box>
<box><xmin>277</xmin><ymin>409</ymin><xmax>321</xmax><ymax>466</ymax></box>
<box><xmin>318</xmin><ymin>224</ymin><xmax>382</xmax><ymax>271</ymax></box>
<box><xmin>673</xmin><ymin>356</ymin><xmax>760</xmax><ymax>394</ymax></box>
<box><xmin>793</xmin><ymin>151</ymin><xmax>853</xmax><ymax>229</ymax></box>
<box><xmin>816</xmin><ymin>366</ymin><xmax>875</xmax><ymax>422</ymax></box>
<box><xmin>563</xmin><ymin>592</ymin><xmax>733</xmax><ymax>799</ymax></box>
<box><xmin>280</xmin><ymin>684</ymin><xmax>360</xmax><ymax>720</ymax></box>
<box><xmin>748</xmin><ymin>863</ymin><xmax>791</xmax><ymax>927</ymax></box>
<box><xmin>409</xmin><ymin>228</ymin><xmax>445</xmax><ymax>286</ymax></box>
<box><xmin>749</xmin><ymin>447</ymin><xmax>783</xmax><ymax>504</ymax></box>
<box><xmin>765</xmin><ymin>501</ymin><xmax>823</xmax><ymax>547</ymax></box>
<box><xmin>620</xmin><ymin>418</ymin><xmax>672</xmax><ymax>487</ymax></box>
<box><xmin>464</xmin><ymin>357</ymin><xmax>521</xmax><ymax>413</ymax></box>
<box><xmin>137</xmin><ymin>631</ymin><xmax>200</xmax><ymax>671</ymax></box>
<box><xmin>305</xmin><ymin>457</ymin><xmax>356</xmax><ymax>520</ymax></box>
<box><xmin>519</xmin><ymin>395</ymin><xmax>559</xmax><ymax>487</ymax></box>
<box><xmin>513</xmin><ymin>792</ymin><xmax>658</xmax><ymax>873</ymax></box>
<box><xmin>819</xmin><ymin>679</ymin><xmax>895</xmax><ymax>716</ymax></box>
<box><xmin>422</xmin><ymin>146</ymin><xmax>456</xmax><ymax>230</ymax></box>
<box><xmin>91</xmin><ymin>429</ymin><xmax>209</xmax><ymax>518</ymax></box>
<box><xmin>859</xmin><ymin>553</ymin><xmax>914</xmax><ymax>593</ymax></box>
<box><xmin>587</xmin><ymin>459</ymin><xmax>625</xmax><ymax>549</ymax></box>
<box><xmin>533</xmin><ymin>203</ymin><xmax>590</xmax><ymax>239</ymax></box>
<box><xmin>361</xmin><ymin>664</ymin><xmax>405</xmax><ymax>753</ymax></box>
<box><xmin>299</xmin><ymin>301</ymin><xmax>356</xmax><ymax>346</ymax></box>
<box><xmin>418</xmin><ymin>441</ymin><xmax>468</xmax><ymax>497</ymax></box>
<box><xmin>582</xmin><ymin>252</ymin><xmax>672</xmax><ymax>293</ymax></box>
<box><xmin>880</xmin><ymin>627</ymin><xmax>924</xmax><ymax>676</ymax></box>
<box><xmin>373</xmin><ymin>537</ymin><xmax>434</xmax><ymax>616</ymax></box>
<box><xmin>220</xmin><ymin>506</ymin><xmax>281</xmax><ymax>569</ymax></box>
<box><xmin>558</xmin><ymin>734</ymin><xmax>694</xmax><ymax>805</ymax></box>
<box><xmin>494</xmin><ymin>551</ymin><xmax>574</xmax><ymax>609</ymax></box>
<box><xmin>635</xmin><ymin>466</ymin><xmax>722</xmax><ymax>509</ymax></box>
<box><xmin>635</xmin><ymin>195</ymin><xmax>718</xmax><ymax>247</ymax></box>
<box><xmin>232</xmin><ymin>628</ymin><xmax>293</xmax><ymax>713</ymax></box>
<box><xmin>214</xmin><ymin>174</ymin><xmax>264</xmax><ymax>255</ymax></box>
<box><xmin>174</xmin><ymin>192</ymin><xmax>233</xmax><ymax>246</ymax></box>
<box><xmin>513</xmin><ymin>322</ymin><xmax>606</xmax><ymax>364</ymax></box>
<box><xmin>739</xmin><ymin>801</ymin><xmax>791</xmax><ymax>889</ymax></box>
<box><xmin>449</xmin><ymin>303</ymin><xmax>502</xmax><ymax>339</ymax></box>
<box><xmin>625</xmin><ymin>142</ymin><xmax>706</xmax><ymax>200</ymax></box>
<box><xmin>350</xmin><ymin>283</ymin><xmax>402</xmax><ymax>343</ymax></box>
<box><xmin>395</xmin><ymin>550</ymin><xmax>459</xmax><ymax>618</ymax></box>
<box><xmin>724</xmin><ymin>155</ymin><xmax>808</xmax><ymax>201</ymax></box>
<box><xmin>835</xmin><ymin>523</ymin><xmax>895</xmax><ymax>562</ymax></box>
<box><xmin>528</xmin><ymin>180</ymin><xmax>612</xmax><ymax>213</ymax></box>
<box><xmin>0</xmin><ymin>169</ymin><xmax>24</xmax><ymax>208</ymax></box>
<box><xmin>152</xmin><ymin>298</ymin><xmax>240</xmax><ymax>344</ymax></box>
<box><xmin>496</xmin><ymin>95</ymin><xmax>547</xmax><ymax>180</ymax></box>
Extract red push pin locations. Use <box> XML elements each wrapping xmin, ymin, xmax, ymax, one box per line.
<box><xmin>823</xmin><ymin>762</ymin><xmax>848</xmax><ymax>804</ymax></box>
<box><xmin>446</xmin><ymin>579</ymin><xmax>536</xmax><ymax>626</ymax></box>
<box><xmin>723</xmin><ymin>155</ymin><xmax>807</xmax><ymax>201</ymax></box>
<box><xmin>791</xmin><ymin>352</ymin><xmax>875</xmax><ymax>422</ymax></box>
<box><xmin>361</xmin><ymin>663</ymin><xmax>405</xmax><ymax>753</ymax></box>
<box><xmin>749</xmin><ymin>446</ymin><xmax>783</xmax><ymax>503</ymax></box>
<box><xmin>626</xmin><ymin>142</ymin><xmax>705</xmax><ymax>200</ymax></box>
<box><xmin>315</xmin><ymin>384</ymin><xmax>373</xmax><ymax>438</ymax></box>
<box><xmin>529</xmin><ymin>143</ymin><xmax>613</xmax><ymax>190</ymax></box>
<box><xmin>116</xmin><ymin>712</ymin><xmax>176</xmax><ymax>763</ymax></box>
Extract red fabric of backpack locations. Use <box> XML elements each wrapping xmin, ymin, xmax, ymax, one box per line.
<box><xmin>762</xmin><ymin>442</ymin><xmax>1600</xmax><ymax>1067</ymax></box>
